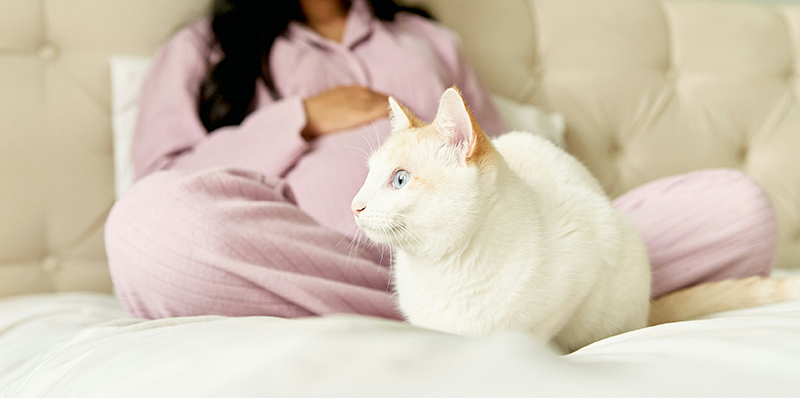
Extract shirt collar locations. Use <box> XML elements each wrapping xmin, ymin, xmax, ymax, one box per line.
<box><xmin>287</xmin><ymin>0</ymin><xmax>375</xmax><ymax>50</ymax></box>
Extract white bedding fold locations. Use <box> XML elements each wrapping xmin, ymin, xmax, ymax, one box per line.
<box><xmin>1</xmin><ymin>293</ymin><xmax>799</xmax><ymax>397</ymax></box>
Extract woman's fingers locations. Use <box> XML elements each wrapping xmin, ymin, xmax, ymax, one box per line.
<box><xmin>302</xmin><ymin>86</ymin><xmax>391</xmax><ymax>140</ymax></box>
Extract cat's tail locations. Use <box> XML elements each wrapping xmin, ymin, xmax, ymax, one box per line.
<box><xmin>648</xmin><ymin>276</ymin><xmax>800</xmax><ymax>326</ymax></box>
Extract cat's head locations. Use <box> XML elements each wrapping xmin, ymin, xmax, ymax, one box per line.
<box><xmin>351</xmin><ymin>87</ymin><xmax>500</xmax><ymax>258</ymax></box>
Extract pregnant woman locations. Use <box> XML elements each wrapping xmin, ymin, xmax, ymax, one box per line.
<box><xmin>105</xmin><ymin>0</ymin><xmax>776</xmax><ymax>320</ymax></box>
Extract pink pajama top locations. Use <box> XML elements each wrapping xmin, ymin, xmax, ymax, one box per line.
<box><xmin>134</xmin><ymin>0</ymin><xmax>507</xmax><ymax>235</ymax></box>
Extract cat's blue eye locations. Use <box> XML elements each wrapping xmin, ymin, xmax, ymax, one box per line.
<box><xmin>392</xmin><ymin>170</ymin><xmax>411</xmax><ymax>190</ymax></box>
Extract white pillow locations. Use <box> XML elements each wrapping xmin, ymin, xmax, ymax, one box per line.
<box><xmin>110</xmin><ymin>56</ymin><xmax>154</xmax><ymax>198</ymax></box>
<box><xmin>109</xmin><ymin>57</ymin><xmax>565</xmax><ymax>198</ymax></box>
<box><xmin>491</xmin><ymin>95</ymin><xmax>565</xmax><ymax>148</ymax></box>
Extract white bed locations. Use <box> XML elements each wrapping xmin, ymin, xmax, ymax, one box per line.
<box><xmin>2</xmin><ymin>293</ymin><xmax>799</xmax><ymax>397</ymax></box>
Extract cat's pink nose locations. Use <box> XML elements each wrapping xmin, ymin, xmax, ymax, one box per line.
<box><xmin>351</xmin><ymin>201</ymin><xmax>366</xmax><ymax>217</ymax></box>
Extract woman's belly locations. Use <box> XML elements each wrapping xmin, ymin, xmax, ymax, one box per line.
<box><xmin>285</xmin><ymin>118</ymin><xmax>392</xmax><ymax>236</ymax></box>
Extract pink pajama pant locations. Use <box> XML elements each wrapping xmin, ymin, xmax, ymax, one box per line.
<box><xmin>105</xmin><ymin>168</ymin><xmax>777</xmax><ymax>320</ymax></box>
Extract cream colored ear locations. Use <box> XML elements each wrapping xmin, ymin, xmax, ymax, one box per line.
<box><xmin>433</xmin><ymin>87</ymin><xmax>474</xmax><ymax>152</ymax></box>
<box><xmin>388</xmin><ymin>97</ymin><xmax>412</xmax><ymax>131</ymax></box>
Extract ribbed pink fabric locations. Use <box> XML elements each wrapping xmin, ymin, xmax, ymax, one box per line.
<box><xmin>613</xmin><ymin>169</ymin><xmax>776</xmax><ymax>298</ymax></box>
<box><xmin>107</xmin><ymin>168</ymin><xmax>402</xmax><ymax>319</ymax></box>
<box><xmin>106</xmin><ymin>167</ymin><xmax>777</xmax><ymax>319</ymax></box>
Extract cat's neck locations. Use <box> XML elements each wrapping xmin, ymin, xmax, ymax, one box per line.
<box><xmin>471</xmin><ymin>163</ymin><xmax>542</xmax><ymax>254</ymax></box>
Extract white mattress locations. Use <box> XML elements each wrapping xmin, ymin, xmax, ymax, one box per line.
<box><xmin>1</xmin><ymin>293</ymin><xmax>800</xmax><ymax>397</ymax></box>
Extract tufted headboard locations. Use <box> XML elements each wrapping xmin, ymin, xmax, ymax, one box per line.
<box><xmin>1</xmin><ymin>0</ymin><xmax>798</xmax><ymax>298</ymax></box>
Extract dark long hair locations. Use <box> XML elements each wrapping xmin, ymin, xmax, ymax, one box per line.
<box><xmin>199</xmin><ymin>0</ymin><xmax>432</xmax><ymax>133</ymax></box>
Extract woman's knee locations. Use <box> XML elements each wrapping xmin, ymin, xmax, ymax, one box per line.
<box><xmin>614</xmin><ymin>169</ymin><xmax>778</xmax><ymax>297</ymax></box>
<box><xmin>105</xmin><ymin>168</ymin><xmax>295</xmax><ymax>317</ymax></box>
<box><xmin>699</xmin><ymin>169</ymin><xmax>778</xmax><ymax>278</ymax></box>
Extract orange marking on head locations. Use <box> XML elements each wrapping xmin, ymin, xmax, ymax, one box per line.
<box><xmin>388</xmin><ymin>96</ymin><xmax>426</xmax><ymax>129</ymax></box>
<box><xmin>447</xmin><ymin>86</ymin><xmax>498</xmax><ymax>169</ymax></box>
<box><xmin>387</xmin><ymin>88</ymin><xmax>499</xmax><ymax>171</ymax></box>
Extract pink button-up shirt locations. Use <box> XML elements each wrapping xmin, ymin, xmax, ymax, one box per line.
<box><xmin>133</xmin><ymin>0</ymin><xmax>507</xmax><ymax>235</ymax></box>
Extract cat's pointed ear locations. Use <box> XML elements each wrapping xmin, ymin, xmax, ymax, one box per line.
<box><xmin>433</xmin><ymin>87</ymin><xmax>483</xmax><ymax>161</ymax></box>
<box><xmin>388</xmin><ymin>97</ymin><xmax>423</xmax><ymax>132</ymax></box>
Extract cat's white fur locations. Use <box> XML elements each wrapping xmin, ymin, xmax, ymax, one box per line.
<box><xmin>352</xmin><ymin>88</ymin><xmax>651</xmax><ymax>352</ymax></box>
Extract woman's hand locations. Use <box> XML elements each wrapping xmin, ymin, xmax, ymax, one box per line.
<box><xmin>302</xmin><ymin>86</ymin><xmax>389</xmax><ymax>140</ymax></box>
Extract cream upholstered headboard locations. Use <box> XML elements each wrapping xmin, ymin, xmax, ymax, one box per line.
<box><xmin>1</xmin><ymin>0</ymin><xmax>798</xmax><ymax>298</ymax></box>
<box><xmin>0</xmin><ymin>0</ymin><xmax>208</xmax><ymax>296</ymax></box>
<box><xmin>426</xmin><ymin>0</ymin><xmax>800</xmax><ymax>270</ymax></box>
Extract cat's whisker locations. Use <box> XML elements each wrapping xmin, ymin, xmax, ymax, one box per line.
<box><xmin>399</xmin><ymin>224</ymin><xmax>436</xmax><ymax>259</ymax></box>
<box><xmin>342</xmin><ymin>223</ymin><xmax>358</xmax><ymax>248</ymax></box>
<box><xmin>354</xmin><ymin>231</ymin><xmax>370</xmax><ymax>267</ymax></box>
<box><xmin>342</xmin><ymin>233</ymin><xmax>359</xmax><ymax>275</ymax></box>
<box><xmin>382</xmin><ymin>235</ymin><xmax>398</xmax><ymax>292</ymax></box>
<box><xmin>384</xmin><ymin>228</ymin><xmax>396</xmax><ymax>279</ymax></box>
<box><xmin>356</xmin><ymin>113</ymin><xmax>376</xmax><ymax>152</ymax></box>
<box><xmin>358</xmin><ymin>132</ymin><xmax>377</xmax><ymax>160</ymax></box>
<box><xmin>377</xmin><ymin>226</ymin><xmax>395</xmax><ymax>261</ymax></box>
<box><xmin>377</xmin><ymin>228</ymin><xmax>386</xmax><ymax>267</ymax></box>
<box><xmin>336</xmin><ymin>214</ymin><xmax>379</xmax><ymax>271</ymax></box>
<box><xmin>363</xmin><ymin>111</ymin><xmax>378</xmax><ymax>144</ymax></box>
<box><xmin>369</xmin><ymin>117</ymin><xmax>382</xmax><ymax>154</ymax></box>
<box><xmin>347</xmin><ymin>144</ymin><xmax>371</xmax><ymax>161</ymax></box>
<box><xmin>344</xmin><ymin>242</ymin><xmax>358</xmax><ymax>274</ymax></box>
<box><xmin>335</xmin><ymin>223</ymin><xmax>358</xmax><ymax>248</ymax></box>
<box><xmin>396</xmin><ymin>226</ymin><xmax>415</xmax><ymax>252</ymax></box>
<box><xmin>398</xmin><ymin>224</ymin><xmax>422</xmax><ymax>248</ymax></box>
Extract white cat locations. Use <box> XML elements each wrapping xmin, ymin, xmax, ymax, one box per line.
<box><xmin>351</xmin><ymin>88</ymin><xmax>651</xmax><ymax>352</ymax></box>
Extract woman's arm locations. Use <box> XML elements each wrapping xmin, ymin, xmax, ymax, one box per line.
<box><xmin>132</xmin><ymin>23</ymin><xmax>309</xmax><ymax>180</ymax></box>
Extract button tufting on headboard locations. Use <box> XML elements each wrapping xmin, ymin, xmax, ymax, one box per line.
<box><xmin>37</xmin><ymin>43</ymin><xmax>58</xmax><ymax>63</ymax></box>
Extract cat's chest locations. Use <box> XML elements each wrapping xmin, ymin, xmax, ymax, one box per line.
<box><xmin>392</xmin><ymin>252</ymin><xmax>530</xmax><ymax>334</ymax></box>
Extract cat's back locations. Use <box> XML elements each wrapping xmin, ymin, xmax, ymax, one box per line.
<box><xmin>492</xmin><ymin>131</ymin><xmax>650</xmax><ymax>351</ymax></box>
<box><xmin>492</xmin><ymin>132</ymin><xmax>604</xmax><ymax>196</ymax></box>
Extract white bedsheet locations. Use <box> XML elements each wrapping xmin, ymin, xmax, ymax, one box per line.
<box><xmin>1</xmin><ymin>293</ymin><xmax>799</xmax><ymax>397</ymax></box>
